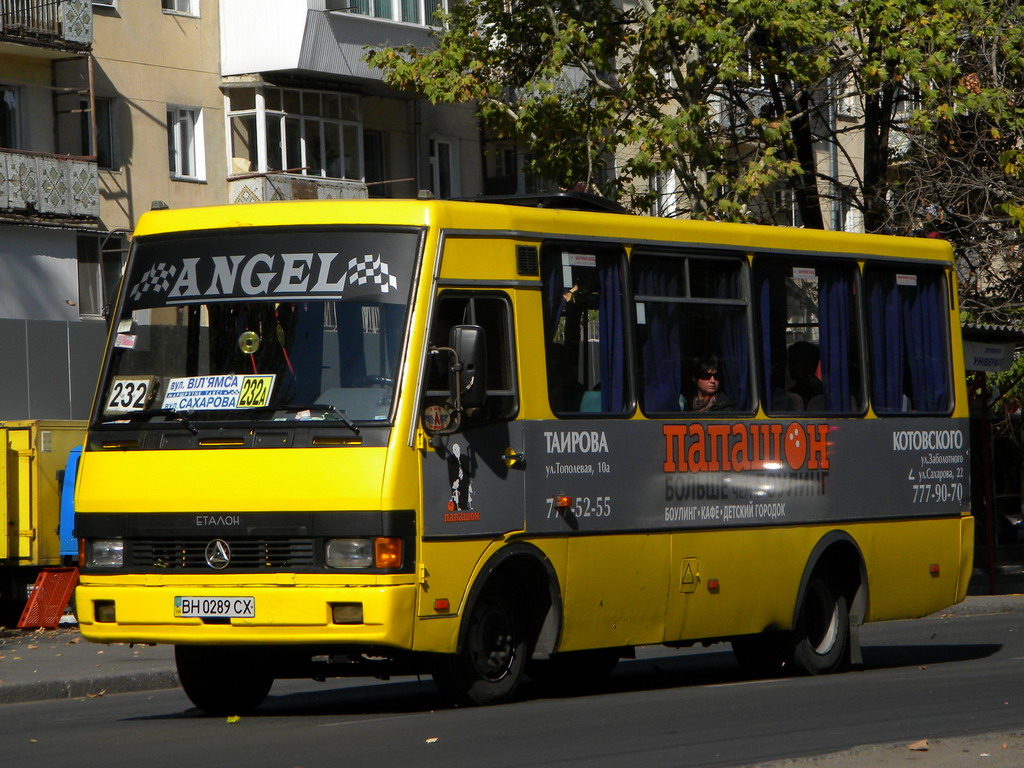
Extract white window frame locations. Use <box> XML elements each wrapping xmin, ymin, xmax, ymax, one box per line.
<box><xmin>429</xmin><ymin>137</ymin><xmax>459</xmax><ymax>199</ymax></box>
<box><xmin>226</xmin><ymin>86</ymin><xmax>363</xmax><ymax>181</ymax></box>
<box><xmin>78</xmin><ymin>233</ymin><xmax>128</xmax><ymax>319</ymax></box>
<box><xmin>167</xmin><ymin>106</ymin><xmax>205</xmax><ymax>181</ymax></box>
<box><xmin>162</xmin><ymin>0</ymin><xmax>199</xmax><ymax>17</ymax></box>
<box><xmin>347</xmin><ymin>0</ymin><xmax>447</xmax><ymax>26</ymax></box>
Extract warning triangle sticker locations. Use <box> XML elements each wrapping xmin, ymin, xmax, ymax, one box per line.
<box><xmin>682</xmin><ymin>563</ymin><xmax>695</xmax><ymax>585</ymax></box>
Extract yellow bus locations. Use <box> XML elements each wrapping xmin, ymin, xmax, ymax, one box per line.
<box><xmin>75</xmin><ymin>195</ymin><xmax>972</xmax><ymax>714</ymax></box>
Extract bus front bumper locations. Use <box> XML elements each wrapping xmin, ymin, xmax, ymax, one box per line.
<box><xmin>75</xmin><ymin>581</ymin><xmax>418</xmax><ymax>647</ymax></box>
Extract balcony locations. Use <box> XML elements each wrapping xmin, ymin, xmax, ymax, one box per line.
<box><xmin>229</xmin><ymin>172</ymin><xmax>366</xmax><ymax>204</ymax></box>
<box><xmin>0</xmin><ymin>149</ymin><xmax>99</xmax><ymax>219</ymax></box>
<box><xmin>221</xmin><ymin>0</ymin><xmax>433</xmax><ymax>85</ymax></box>
<box><xmin>0</xmin><ymin>0</ymin><xmax>92</xmax><ymax>49</ymax></box>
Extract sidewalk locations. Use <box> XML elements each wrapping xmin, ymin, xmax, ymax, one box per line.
<box><xmin>0</xmin><ymin>624</ymin><xmax>178</xmax><ymax>704</ymax></box>
<box><xmin>1</xmin><ymin>593</ymin><xmax>1022</xmax><ymax>706</ymax></box>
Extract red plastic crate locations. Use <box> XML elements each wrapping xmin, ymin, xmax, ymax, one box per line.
<box><xmin>17</xmin><ymin>567</ymin><xmax>79</xmax><ymax>629</ymax></box>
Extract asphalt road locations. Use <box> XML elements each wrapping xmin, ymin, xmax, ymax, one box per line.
<box><xmin>3</xmin><ymin>605</ymin><xmax>1023</xmax><ymax>768</ymax></box>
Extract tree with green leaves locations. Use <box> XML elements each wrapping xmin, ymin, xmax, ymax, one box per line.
<box><xmin>367</xmin><ymin>0</ymin><xmax>1024</xmax><ymax>318</ymax></box>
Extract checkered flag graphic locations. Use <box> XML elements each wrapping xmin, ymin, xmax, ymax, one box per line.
<box><xmin>129</xmin><ymin>263</ymin><xmax>177</xmax><ymax>302</ymax></box>
<box><xmin>348</xmin><ymin>254</ymin><xmax>398</xmax><ymax>293</ymax></box>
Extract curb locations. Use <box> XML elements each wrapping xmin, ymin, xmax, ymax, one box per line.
<box><xmin>0</xmin><ymin>669</ymin><xmax>180</xmax><ymax>705</ymax></box>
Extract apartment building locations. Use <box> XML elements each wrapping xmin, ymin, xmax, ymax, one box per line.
<box><xmin>0</xmin><ymin>0</ymin><xmax>483</xmax><ymax>421</ymax></box>
<box><xmin>0</xmin><ymin>0</ymin><xmax>101</xmax><ymax>420</ymax></box>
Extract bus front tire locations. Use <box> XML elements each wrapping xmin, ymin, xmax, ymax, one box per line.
<box><xmin>792</xmin><ymin>574</ymin><xmax>849</xmax><ymax>675</ymax></box>
<box><xmin>431</xmin><ymin>591</ymin><xmax>527</xmax><ymax>706</ymax></box>
<box><xmin>175</xmin><ymin>645</ymin><xmax>274</xmax><ymax>716</ymax></box>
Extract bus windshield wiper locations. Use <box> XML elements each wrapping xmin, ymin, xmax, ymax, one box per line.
<box><xmin>97</xmin><ymin>408</ymin><xmax>199</xmax><ymax>435</ymax></box>
<box><xmin>245</xmin><ymin>404</ymin><xmax>361</xmax><ymax>435</ymax></box>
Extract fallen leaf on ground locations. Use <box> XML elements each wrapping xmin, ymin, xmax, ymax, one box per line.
<box><xmin>425</xmin><ymin>737</ymin><xmax>439</xmax><ymax>744</ymax></box>
<box><xmin>85</xmin><ymin>690</ymin><xmax>106</xmax><ymax>698</ymax></box>
<box><xmin>909</xmin><ymin>739</ymin><xmax>929</xmax><ymax>751</ymax></box>
<box><xmin>226</xmin><ymin>716</ymin><xmax>241</xmax><ymax>724</ymax></box>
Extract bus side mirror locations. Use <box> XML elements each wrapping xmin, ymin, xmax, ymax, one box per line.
<box><xmin>449</xmin><ymin>324</ymin><xmax>487</xmax><ymax>411</ymax></box>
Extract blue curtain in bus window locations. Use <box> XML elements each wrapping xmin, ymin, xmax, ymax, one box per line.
<box><xmin>599</xmin><ymin>257</ymin><xmax>627</xmax><ymax>412</ymax></box>
<box><xmin>756</xmin><ymin>268</ymin><xmax>790</xmax><ymax>408</ymax></box>
<box><xmin>542</xmin><ymin>256</ymin><xmax>564</xmax><ymax>342</ymax></box>
<box><xmin>867</xmin><ymin>274</ymin><xmax>904</xmax><ymax>412</ymax></box>
<box><xmin>903</xmin><ymin>272</ymin><xmax>949</xmax><ymax>411</ymax></box>
<box><xmin>818</xmin><ymin>267</ymin><xmax>851</xmax><ymax>411</ymax></box>
<box><xmin>714</xmin><ymin>270</ymin><xmax>748</xmax><ymax>410</ymax></box>
<box><xmin>635</xmin><ymin>260</ymin><xmax>682</xmax><ymax>412</ymax></box>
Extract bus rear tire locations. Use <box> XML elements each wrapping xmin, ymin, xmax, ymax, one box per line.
<box><xmin>792</xmin><ymin>574</ymin><xmax>849</xmax><ymax>675</ymax></box>
<box><xmin>432</xmin><ymin>590</ymin><xmax>526</xmax><ymax>706</ymax></box>
<box><xmin>175</xmin><ymin>645</ymin><xmax>274</xmax><ymax>716</ymax></box>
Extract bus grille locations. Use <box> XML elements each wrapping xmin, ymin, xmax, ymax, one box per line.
<box><xmin>131</xmin><ymin>538</ymin><xmax>316</xmax><ymax>569</ymax></box>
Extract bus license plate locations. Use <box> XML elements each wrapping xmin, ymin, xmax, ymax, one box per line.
<box><xmin>174</xmin><ymin>596</ymin><xmax>255</xmax><ymax>619</ymax></box>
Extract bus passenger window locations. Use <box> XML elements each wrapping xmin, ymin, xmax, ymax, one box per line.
<box><xmin>864</xmin><ymin>267</ymin><xmax>951</xmax><ymax>414</ymax></box>
<box><xmin>423</xmin><ymin>293</ymin><xmax>517</xmax><ymax>423</ymax></box>
<box><xmin>755</xmin><ymin>258</ymin><xmax>864</xmax><ymax>415</ymax></box>
<box><xmin>541</xmin><ymin>245</ymin><xmax>630</xmax><ymax>416</ymax></box>
<box><xmin>633</xmin><ymin>252</ymin><xmax>750</xmax><ymax>416</ymax></box>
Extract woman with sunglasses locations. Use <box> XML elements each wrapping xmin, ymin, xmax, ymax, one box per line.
<box><xmin>687</xmin><ymin>356</ymin><xmax>735</xmax><ymax>412</ymax></box>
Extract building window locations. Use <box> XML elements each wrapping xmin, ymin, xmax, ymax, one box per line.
<box><xmin>162</xmin><ymin>0</ymin><xmax>198</xmax><ymax>16</ymax></box>
<box><xmin>167</xmin><ymin>106</ymin><xmax>204</xmax><ymax>180</ymax></box>
<box><xmin>78</xmin><ymin>234</ymin><xmax>127</xmax><ymax>319</ymax></box>
<box><xmin>227</xmin><ymin>86</ymin><xmax>362</xmax><ymax>181</ymax></box>
<box><xmin>348</xmin><ymin>0</ymin><xmax>446</xmax><ymax>25</ymax></box>
<box><xmin>363</xmin><ymin>130</ymin><xmax>389</xmax><ymax>197</ymax></box>
<box><xmin>83</xmin><ymin>97</ymin><xmax>117</xmax><ymax>170</ymax></box>
<box><xmin>0</xmin><ymin>85</ymin><xmax>22</xmax><ymax>150</ymax></box>
<box><xmin>429</xmin><ymin>138</ymin><xmax>457</xmax><ymax>198</ymax></box>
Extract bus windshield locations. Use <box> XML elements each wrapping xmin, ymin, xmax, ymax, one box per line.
<box><xmin>95</xmin><ymin>226</ymin><xmax>420</xmax><ymax>427</ymax></box>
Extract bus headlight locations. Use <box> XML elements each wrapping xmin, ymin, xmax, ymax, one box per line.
<box><xmin>325</xmin><ymin>538</ymin><xmax>374</xmax><ymax>568</ymax></box>
<box><xmin>325</xmin><ymin>537</ymin><xmax>403</xmax><ymax>569</ymax></box>
<box><xmin>87</xmin><ymin>539</ymin><xmax>124</xmax><ymax>568</ymax></box>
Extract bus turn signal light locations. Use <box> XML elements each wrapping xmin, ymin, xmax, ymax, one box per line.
<box><xmin>929</xmin><ymin>563</ymin><xmax>940</xmax><ymax>577</ymax></box>
<box><xmin>554</xmin><ymin>495</ymin><xmax>573</xmax><ymax>509</ymax></box>
<box><xmin>375</xmin><ymin>537</ymin><xmax>402</xmax><ymax>569</ymax></box>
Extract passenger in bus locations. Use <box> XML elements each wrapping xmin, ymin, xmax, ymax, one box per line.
<box><xmin>771</xmin><ymin>360</ymin><xmax>804</xmax><ymax>411</ymax></box>
<box><xmin>787</xmin><ymin>341</ymin><xmax>823</xmax><ymax>407</ymax></box>
<box><xmin>686</xmin><ymin>357</ymin><xmax>735</xmax><ymax>412</ymax></box>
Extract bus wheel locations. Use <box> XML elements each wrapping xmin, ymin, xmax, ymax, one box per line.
<box><xmin>792</xmin><ymin>575</ymin><xmax>849</xmax><ymax>675</ymax></box>
<box><xmin>527</xmin><ymin>648</ymin><xmax>620</xmax><ymax>689</ymax></box>
<box><xmin>432</xmin><ymin>591</ymin><xmax>526</xmax><ymax>706</ymax></box>
<box><xmin>175</xmin><ymin>646</ymin><xmax>274</xmax><ymax>716</ymax></box>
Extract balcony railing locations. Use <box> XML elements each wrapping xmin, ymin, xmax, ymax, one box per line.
<box><xmin>229</xmin><ymin>173</ymin><xmax>367</xmax><ymax>205</ymax></box>
<box><xmin>0</xmin><ymin>0</ymin><xmax>91</xmax><ymax>46</ymax></box>
<box><xmin>0</xmin><ymin>149</ymin><xmax>99</xmax><ymax>219</ymax></box>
